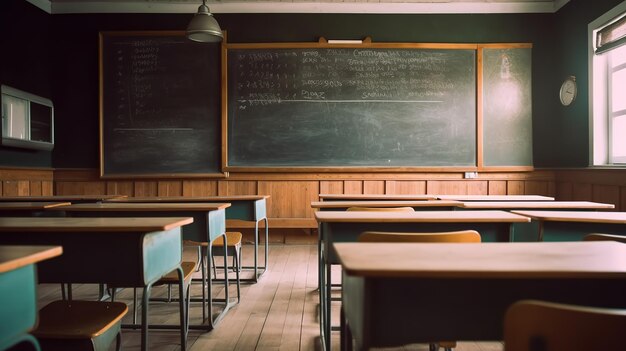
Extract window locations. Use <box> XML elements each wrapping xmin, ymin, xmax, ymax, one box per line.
<box><xmin>1</xmin><ymin>85</ymin><xmax>54</xmax><ymax>151</ymax></box>
<box><xmin>589</xmin><ymin>1</ymin><xmax>626</xmax><ymax>166</ymax></box>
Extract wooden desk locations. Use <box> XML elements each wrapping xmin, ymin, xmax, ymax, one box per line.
<box><xmin>50</xmin><ymin>202</ymin><xmax>233</xmax><ymax>329</ymax></box>
<box><xmin>0</xmin><ymin>245</ymin><xmax>62</xmax><ymax>351</ymax></box>
<box><xmin>314</xmin><ymin>210</ymin><xmax>531</xmax><ymax>351</ymax></box>
<box><xmin>311</xmin><ymin>200</ymin><xmax>463</xmax><ymax>211</ymax></box>
<box><xmin>459</xmin><ymin>201</ymin><xmax>614</xmax><ymax>210</ymax></box>
<box><xmin>0</xmin><ymin>195</ymin><xmax>127</xmax><ymax>203</ymax></box>
<box><xmin>105</xmin><ymin>195</ymin><xmax>270</xmax><ymax>281</ymax></box>
<box><xmin>336</xmin><ymin>241</ymin><xmax>626</xmax><ymax>351</ymax></box>
<box><xmin>512</xmin><ymin>210</ymin><xmax>626</xmax><ymax>241</ymax></box>
<box><xmin>0</xmin><ymin>202</ymin><xmax>71</xmax><ymax>216</ymax></box>
<box><xmin>0</xmin><ymin>217</ymin><xmax>191</xmax><ymax>351</ymax></box>
<box><xmin>437</xmin><ymin>195</ymin><xmax>554</xmax><ymax>201</ymax></box>
<box><xmin>319</xmin><ymin>194</ymin><xmax>437</xmax><ymax>201</ymax></box>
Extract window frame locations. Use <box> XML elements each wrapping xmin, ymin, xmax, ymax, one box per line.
<box><xmin>589</xmin><ymin>1</ymin><xmax>626</xmax><ymax>167</ymax></box>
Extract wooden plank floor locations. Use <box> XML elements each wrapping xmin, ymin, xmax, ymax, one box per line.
<box><xmin>36</xmin><ymin>244</ymin><xmax>503</xmax><ymax>351</ymax></box>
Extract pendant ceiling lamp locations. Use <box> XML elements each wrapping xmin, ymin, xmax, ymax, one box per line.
<box><xmin>186</xmin><ymin>0</ymin><xmax>223</xmax><ymax>43</ymax></box>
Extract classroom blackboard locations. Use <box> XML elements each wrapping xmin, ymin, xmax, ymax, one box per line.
<box><xmin>99</xmin><ymin>31</ymin><xmax>222</xmax><ymax>178</ymax></box>
<box><xmin>225</xmin><ymin>45</ymin><xmax>477</xmax><ymax>169</ymax></box>
<box><xmin>482</xmin><ymin>47</ymin><xmax>533</xmax><ymax>166</ymax></box>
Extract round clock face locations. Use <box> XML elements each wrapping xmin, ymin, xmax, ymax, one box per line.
<box><xmin>560</xmin><ymin>76</ymin><xmax>577</xmax><ymax>106</ymax></box>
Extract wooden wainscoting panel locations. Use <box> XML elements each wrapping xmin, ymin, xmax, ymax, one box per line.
<box><xmin>488</xmin><ymin>180</ymin><xmax>507</xmax><ymax>195</ymax></box>
<box><xmin>0</xmin><ymin>181</ymin><xmax>3</xmax><ymax>196</ymax></box>
<box><xmin>524</xmin><ymin>180</ymin><xmax>553</xmax><ymax>196</ymax></box>
<box><xmin>343</xmin><ymin>181</ymin><xmax>363</xmax><ymax>194</ymax></box>
<box><xmin>427</xmin><ymin>180</ymin><xmax>487</xmax><ymax>195</ymax></box>
<box><xmin>42</xmin><ymin>181</ymin><xmax>53</xmax><ymax>196</ymax></box>
<box><xmin>157</xmin><ymin>181</ymin><xmax>183</xmax><ymax>196</ymax></box>
<box><xmin>592</xmin><ymin>184</ymin><xmax>620</xmax><ymax>210</ymax></box>
<box><xmin>572</xmin><ymin>183</ymin><xmax>593</xmax><ymax>201</ymax></box>
<box><xmin>182</xmin><ymin>180</ymin><xmax>218</xmax><ymax>196</ymax></box>
<box><xmin>506</xmin><ymin>180</ymin><xmax>524</xmax><ymax>195</ymax></box>
<box><xmin>385</xmin><ymin>180</ymin><xmax>427</xmax><ymax>194</ymax></box>
<box><xmin>467</xmin><ymin>181</ymin><xmax>488</xmax><ymax>194</ymax></box>
<box><xmin>218</xmin><ymin>180</ymin><xmax>258</xmax><ymax>196</ymax></box>
<box><xmin>319</xmin><ymin>181</ymin><xmax>343</xmax><ymax>195</ymax></box>
<box><xmin>621</xmin><ymin>187</ymin><xmax>626</xmax><ymax>212</ymax></box>
<box><xmin>55</xmin><ymin>181</ymin><xmax>106</xmax><ymax>195</ymax></box>
<box><xmin>134</xmin><ymin>181</ymin><xmax>158</xmax><ymax>197</ymax></box>
<box><xmin>258</xmin><ymin>181</ymin><xmax>319</xmax><ymax>218</ymax></box>
<box><xmin>106</xmin><ymin>181</ymin><xmax>134</xmax><ymax>196</ymax></box>
<box><xmin>2</xmin><ymin>181</ymin><xmax>29</xmax><ymax>196</ymax></box>
<box><xmin>29</xmin><ymin>181</ymin><xmax>43</xmax><ymax>196</ymax></box>
<box><xmin>363</xmin><ymin>180</ymin><xmax>385</xmax><ymax>194</ymax></box>
<box><xmin>556</xmin><ymin>181</ymin><xmax>573</xmax><ymax>201</ymax></box>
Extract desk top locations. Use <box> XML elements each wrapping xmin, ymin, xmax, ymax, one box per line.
<box><xmin>512</xmin><ymin>210</ymin><xmax>626</xmax><ymax>224</ymax></box>
<box><xmin>318</xmin><ymin>194</ymin><xmax>437</xmax><ymax>201</ymax></box>
<box><xmin>315</xmin><ymin>210</ymin><xmax>530</xmax><ymax>223</ymax></box>
<box><xmin>335</xmin><ymin>241</ymin><xmax>626</xmax><ymax>278</ymax></box>
<box><xmin>437</xmin><ymin>195</ymin><xmax>555</xmax><ymax>201</ymax></box>
<box><xmin>0</xmin><ymin>245</ymin><xmax>63</xmax><ymax>273</ymax></box>
<box><xmin>0</xmin><ymin>202</ymin><xmax>71</xmax><ymax>210</ymax></box>
<box><xmin>460</xmin><ymin>201</ymin><xmax>614</xmax><ymax>210</ymax></box>
<box><xmin>105</xmin><ymin>195</ymin><xmax>269</xmax><ymax>202</ymax></box>
<box><xmin>311</xmin><ymin>200</ymin><xmax>463</xmax><ymax>209</ymax></box>
<box><xmin>0</xmin><ymin>217</ymin><xmax>194</xmax><ymax>232</ymax></box>
<box><xmin>51</xmin><ymin>202</ymin><xmax>231</xmax><ymax>212</ymax></box>
<box><xmin>0</xmin><ymin>195</ymin><xmax>127</xmax><ymax>202</ymax></box>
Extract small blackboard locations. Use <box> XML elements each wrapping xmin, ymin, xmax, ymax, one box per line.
<box><xmin>482</xmin><ymin>46</ymin><xmax>533</xmax><ymax>166</ymax></box>
<box><xmin>99</xmin><ymin>31</ymin><xmax>222</xmax><ymax>178</ymax></box>
<box><xmin>225</xmin><ymin>44</ymin><xmax>477</xmax><ymax>169</ymax></box>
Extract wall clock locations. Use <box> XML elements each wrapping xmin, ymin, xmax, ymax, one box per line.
<box><xmin>559</xmin><ymin>76</ymin><xmax>577</xmax><ymax>106</ymax></box>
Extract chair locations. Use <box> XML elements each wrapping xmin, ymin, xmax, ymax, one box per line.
<box><xmin>109</xmin><ymin>261</ymin><xmax>195</xmax><ymax>349</ymax></box>
<box><xmin>583</xmin><ymin>233</ymin><xmax>626</xmax><ymax>243</ymax></box>
<box><xmin>210</xmin><ymin>231</ymin><xmax>242</xmax><ymax>303</ymax></box>
<box><xmin>357</xmin><ymin>229</ymin><xmax>481</xmax><ymax>351</ymax></box>
<box><xmin>504</xmin><ymin>300</ymin><xmax>626</xmax><ymax>351</ymax></box>
<box><xmin>32</xmin><ymin>300</ymin><xmax>128</xmax><ymax>351</ymax></box>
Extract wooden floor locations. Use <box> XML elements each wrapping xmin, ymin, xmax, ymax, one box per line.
<box><xmin>36</xmin><ymin>244</ymin><xmax>503</xmax><ymax>351</ymax></box>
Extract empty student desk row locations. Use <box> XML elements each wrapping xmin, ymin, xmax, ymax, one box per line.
<box><xmin>336</xmin><ymin>241</ymin><xmax>626</xmax><ymax>351</ymax></box>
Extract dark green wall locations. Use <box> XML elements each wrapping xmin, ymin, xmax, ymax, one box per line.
<box><xmin>542</xmin><ymin>0</ymin><xmax>625</xmax><ymax>167</ymax></box>
<box><xmin>0</xmin><ymin>0</ymin><xmax>53</xmax><ymax>167</ymax></box>
<box><xmin>8</xmin><ymin>0</ymin><xmax>612</xmax><ymax>170</ymax></box>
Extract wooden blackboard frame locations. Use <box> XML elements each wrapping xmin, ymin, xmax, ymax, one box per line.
<box><xmin>222</xmin><ymin>34</ymin><xmax>533</xmax><ymax>172</ymax></box>
<box><xmin>99</xmin><ymin>31</ymin><xmax>226</xmax><ymax>179</ymax></box>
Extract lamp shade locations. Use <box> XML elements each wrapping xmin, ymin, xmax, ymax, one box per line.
<box><xmin>187</xmin><ymin>3</ymin><xmax>223</xmax><ymax>43</ymax></box>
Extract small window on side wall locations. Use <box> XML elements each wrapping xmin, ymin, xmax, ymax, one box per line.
<box><xmin>1</xmin><ymin>85</ymin><xmax>54</xmax><ymax>151</ymax></box>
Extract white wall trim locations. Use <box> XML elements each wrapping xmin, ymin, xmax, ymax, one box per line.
<box><xmin>48</xmin><ymin>1</ymin><xmax>568</xmax><ymax>15</ymax></box>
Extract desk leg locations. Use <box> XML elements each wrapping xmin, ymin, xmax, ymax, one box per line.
<box><xmin>538</xmin><ymin>220</ymin><xmax>545</xmax><ymax>241</ymax></box>
<box><xmin>240</xmin><ymin>218</ymin><xmax>269</xmax><ymax>283</ymax></box>
<box><xmin>325</xmin><ymin>259</ymin><xmax>333</xmax><ymax>351</ymax></box>
<box><xmin>318</xmin><ymin>224</ymin><xmax>327</xmax><ymax>351</ymax></box>
<box><xmin>140</xmin><ymin>282</ymin><xmax>154</xmax><ymax>351</ymax></box>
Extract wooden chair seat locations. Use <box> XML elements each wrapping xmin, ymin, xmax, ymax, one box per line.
<box><xmin>504</xmin><ymin>300</ymin><xmax>626</xmax><ymax>351</ymax></box>
<box><xmin>33</xmin><ymin>300</ymin><xmax>127</xmax><ymax>351</ymax></box>
<box><xmin>155</xmin><ymin>261</ymin><xmax>197</xmax><ymax>285</ymax></box>
<box><xmin>583</xmin><ymin>233</ymin><xmax>626</xmax><ymax>243</ymax></box>
<box><xmin>184</xmin><ymin>232</ymin><xmax>243</xmax><ymax>307</ymax></box>
<box><xmin>357</xmin><ymin>229</ymin><xmax>481</xmax><ymax>351</ymax></box>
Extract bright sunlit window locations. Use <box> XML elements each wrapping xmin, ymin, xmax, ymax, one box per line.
<box><xmin>590</xmin><ymin>1</ymin><xmax>626</xmax><ymax>166</ymax></box>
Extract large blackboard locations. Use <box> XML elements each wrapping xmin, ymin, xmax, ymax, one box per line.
<box><xmin>482</xmin><ymin>46</ymin><xmax>533</xmax><ymax>166</ymax></box>
<box><xmin>226</xmin><ymin>45</ymin><xmax>477</xmax><ymax>169</ymax></box>
<box><xmin>100</xmin><ymin>31</ymin><xmax>222</xmax><ymax>178</ymax></box>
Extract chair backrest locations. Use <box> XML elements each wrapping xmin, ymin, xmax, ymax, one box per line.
<box><xmin>346</xmin><ymin>206</ymin><xmax>415</xmax><ymax>212</ymax></box>
<box><xmin>583</xmin><ymin>233</ymin><xmax>626</xmax><ymax>243</ymax></box>
<box><xmin>504</xmin><ymin>300</ymin><xmax>626</xmax><ymax>351</ymax></box>
<box><xmin>358</xmin><ymin>230</ymin><xmax>481</xmax><ymax>243</ymax></box>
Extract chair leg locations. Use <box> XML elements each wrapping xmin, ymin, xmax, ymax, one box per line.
<box><xmin>429</xmin><ymin>343</ymin><xmax>438</xmax><ymax>351</ymax></box>
<box><xmin>200</xmin><ymin>247</ymin><xmax>207</xmax><ymax>322</ymax></box>
<box><xmin>176</xmin><ymin>267</ymin><xmax>187</xmax><ymax>351</ymax></box>
<box><xmin>141</xmin><ymin>284</ymin><xmax>153</xmax><ymax>351</ymax></box>
<box><xmin>235</xmin><ymin>247</ymin><xmax>241</xmax><ymax>303</ymax></box>
<box><xmin>115</xmin><ymin>332</ymin><xmax>122</xmax><ymax>351</ymax></box>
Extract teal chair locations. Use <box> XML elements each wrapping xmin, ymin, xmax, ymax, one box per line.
<box><xmin>33</xmin><ymin>300</ymin><xmax>128</xmax><ymax>351</ymax></box>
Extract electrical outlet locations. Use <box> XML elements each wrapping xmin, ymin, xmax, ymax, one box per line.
<box><xmin>464</xmin><ymin>172</ymin><xmax>478</xmax><ymax>179</ymax></box>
